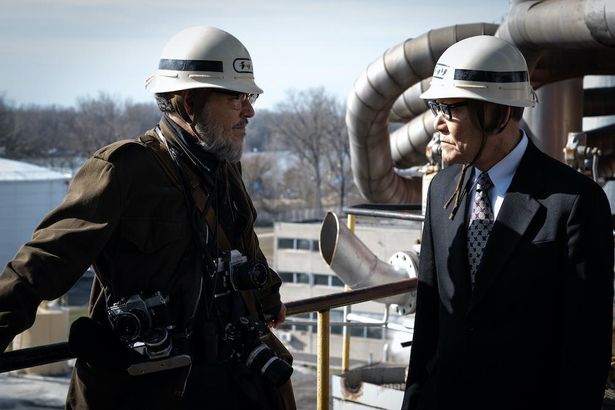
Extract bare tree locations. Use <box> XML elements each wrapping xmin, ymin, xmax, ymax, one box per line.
<box><xmin>73</xmin><ymin>92</ymin><xmax>124</xmax><ymax>155</ymax></box>
<box><xmin>241</xmin><ymin>152</ymin><xmax>276</xmax><ymax>212</ymax></box>
<box><xmin>272</xmin><ymin>88</ymin><xmax>342</xmax><ymax>214</ymax></box>
<box><xmin>322</xmin><ymin>100</ymin><xmax>353</xmax><ymax>213</ymax></box>
<box><xmin>0</xmin><ymin>95</ymin><xmax>17</xmax><ymax>158</ymax></box>
<box><xmin>119</xmin><ymin>100</ymin><xmax>160</xmax><ymax>138</ymax></box>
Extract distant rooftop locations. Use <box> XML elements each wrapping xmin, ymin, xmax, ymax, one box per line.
<box><xmin>0</xmin><ymin>158</ymin><xmax>68</xmax><ymax>182</ymax></box>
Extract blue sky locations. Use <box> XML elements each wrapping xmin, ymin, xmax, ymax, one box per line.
<box><xmin>0</xmin><ymin>0</ymin><xmax>509</xmax><ymax>110</ymax></box>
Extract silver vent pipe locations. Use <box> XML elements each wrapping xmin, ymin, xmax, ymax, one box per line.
<box><xmin>319</xmin><ymin>212</ymin><xmax>417</xmax><ymax>312</ymax></box>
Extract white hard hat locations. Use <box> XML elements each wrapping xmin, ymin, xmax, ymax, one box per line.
<box><xmin>420</xmin><ymin>35</ymin><xmax>537</xmax><ymax>107</ymax></box>
<box><xmin>145</xmin><ymin>26</ymin><xmax>263</xmax><ymax>95</ymax></box>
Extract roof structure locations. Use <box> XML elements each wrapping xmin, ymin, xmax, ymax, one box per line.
<box><xmin>0</xmin><ymin>158</ymin><xmax>68</xmax><ymax>181</ymax></box>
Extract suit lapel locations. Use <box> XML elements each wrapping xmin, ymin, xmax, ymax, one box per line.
<box><xmin>443</xmin><ymin>166</ymin><xmax>475</xmax><ymax>296</ymax></box>
<box><xmin>469</xmin><ymin>141</ymin><xmax>544</xmax><ymax>310</ymax></box>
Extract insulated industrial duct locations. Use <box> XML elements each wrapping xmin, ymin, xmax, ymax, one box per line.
<box><xmin>346</xmin><ymin>0</ymin><xmax>615</xmax><ymax>204</ymax></box>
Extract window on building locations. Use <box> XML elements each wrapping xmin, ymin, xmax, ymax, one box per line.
<box><xmin>366</xmin><ymin>326</ymin><xmax>384</xmax><ymax>340</ymax></box>
<box><xmin>294</xmin><ymin>312</ymin><xmax>312</xmax><ymax>332</ymax></box>
<box><xmin>278</xmin><ymin>238</ymin><xmax>294</xmax><ymax>249</ymax></box>
<box><xmin>351</xmin><ymin>326</ymin><xmax>365</xmax><ymax>338</ymax></box>
<box><xmin>331</xmin><ymin>276</ymin><xmax>345</xmax><ymax>287</ymax></box>
<box><xmin>296</xmin><ymin>239</ymin><xmax>311</xmax><ymax>250</ymax></box>
<box><xmin>296</xmin><ymin>273</ymin><xmax>310</xmax><ymax>284</ymax></box>
<box><xmin>277</xmin><ymin>323</ymin><xmax>292</xmax><ymax>331</ymax></box>
<box><xmin>312</xmin><ymin>240</ymin><xmax>320</xmax><ymax>251</ymax></box>
<box><xmin>279</xmin><ymin>272</ymin><xmax>294</xmax><ymax>282</ymax></box>
<box><xmin>313</xmin><ymin>274</ymin><xmax>329</xmax><ymax>286</ymax></box>
<box><xmin>331</xmin><ymin>310</ymin><xmax>343</xmax><ymax>335</ymax></box>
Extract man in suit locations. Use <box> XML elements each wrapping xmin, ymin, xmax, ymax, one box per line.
<box><xmin>402</xmin><ymin>35</ymin><xmax>614</xmax><ymax>410</ymax></box>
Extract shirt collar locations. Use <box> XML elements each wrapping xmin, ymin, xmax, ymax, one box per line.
<box><xmin>473</xmin><ymin>130</ymin><xmax>528</xmax><ymax>197</ymax></box>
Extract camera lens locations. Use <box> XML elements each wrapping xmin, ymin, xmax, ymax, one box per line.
<box><xmin>245</xmin><ymin>343</ymin><xmax>293</xmax><ymax>387</ymax></box>
<box><xmin>143</xmin><ymin>328</ymin><xmax>173</xmax><ymax>359</ymax></box>
<box><xmin>231</xmin><ymin>261</ymin><xmax>268</xmax><ymax>290</ymax></box>
<box><xmin>113</xmin><ymin>312</ymin><xmax>142</xmax><ymax>342</ymax></box>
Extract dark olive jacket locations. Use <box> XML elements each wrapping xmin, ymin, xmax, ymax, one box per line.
<box><xmin>0</xmin><ymin>121</ymin><xmax>289</xmax><ymax>409</ymax></box>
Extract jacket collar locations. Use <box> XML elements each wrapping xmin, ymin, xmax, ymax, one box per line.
<box><xmin>159</xmin><ymin>115</ymin><xmax>221</xmax><ymax>177</ymax></box>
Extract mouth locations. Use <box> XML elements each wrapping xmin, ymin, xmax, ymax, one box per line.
<box><xmin>233</xmin><ymin>119</ymin><xmax>248</xmax><ymax>130</ymax></box>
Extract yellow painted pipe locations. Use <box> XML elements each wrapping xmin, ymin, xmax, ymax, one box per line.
<box><xmin>317</xmin><ymin>310</ymin><xmax>331</xmax><ymax>410</ymax></box>
<box><xmin>341</xmin><ymin>214</ymin><xmax>356</xmax><ymax>373</ymax></box>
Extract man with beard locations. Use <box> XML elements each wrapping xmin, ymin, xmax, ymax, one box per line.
<box><xmin>0</xmin><ymin>26</ymin><xmax>295</xmax><ymax>410</ymax></box>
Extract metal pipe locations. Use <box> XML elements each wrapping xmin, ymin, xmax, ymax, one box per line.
<box><xmin>343</xmin><ymin>206</ymin><xmax>425</xmax><ymax>222</ymax></box>
<box><xmin>389</xmin><ymin>78</ymin><xmax>432</xmax><ymax>123</ymax></box>
<box><xmin>0</xmin><ymin>342</ymin><xmax>72</xmax><ymax>373</ymax></box>
<box><xmin>285</xmin><ymin>279</ymin><xmax>417</xmax><ymax>316</ymax></box>
<box><xmin>523</xmin><ymin>77</ymin><xmax>584</xmax><ymax>161</ymax></box>
<box><xmin>497</xmin><ymin>0</ymin><xmax>615</xmax><ymax>49</ymax></box>
<box><xmin>341</xmin><ymin>215</ymin><xmax>355</xmax><ymax>373</ymax></box>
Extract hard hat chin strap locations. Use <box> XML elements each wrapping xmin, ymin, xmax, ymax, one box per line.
<box><xmin>170</xmin><ymin>91</ymin><xmax>208</xmax><ymax>141</ymax></box>
<box><xmin>444</xmin><ymin>102</ymin><xmax>509</xmax><ymax>221</ymax></box>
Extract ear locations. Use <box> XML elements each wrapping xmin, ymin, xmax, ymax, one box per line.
<box><xmin>180</xmin><ymin>90</ymin><xmax>195</xmax><ymax>117</ymax></box>
<box><xmin>497</xmin><ymin>106</ymin><xmax>512</xmax><ymax>134</ymax></box>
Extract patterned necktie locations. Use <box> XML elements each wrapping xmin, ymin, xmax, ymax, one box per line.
<box><xmin>467</xmin><ymin>172</ymin><xmax>494</xmax><ymax>287</ymax></box>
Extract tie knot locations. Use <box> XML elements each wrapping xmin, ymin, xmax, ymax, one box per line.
<box><xmin>476</xmin><ymin>172</ymin><xmax>492</xmax><ymax>192</ymax></box>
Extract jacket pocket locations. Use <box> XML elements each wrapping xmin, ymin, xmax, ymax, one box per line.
<box><xmin>120</xmin><ymin>217</ymin><xmax>187</xmax><ymax>254</ymax></box>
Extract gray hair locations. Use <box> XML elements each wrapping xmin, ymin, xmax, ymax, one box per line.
<box><xmin>154</xmin><ymin>93</ymin><xmax>175</xmax><ymax>113</ymax></box>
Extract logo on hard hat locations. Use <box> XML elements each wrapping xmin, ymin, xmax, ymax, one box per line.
<box><xmin>433</xmin><ymin>64</ymin><xmax>449</xmax><ymax>79</ymax></box>
<box><xmin>233</xmin><ymin>58</ymin><xmax>253</xmax><ymax>73</ymax></box>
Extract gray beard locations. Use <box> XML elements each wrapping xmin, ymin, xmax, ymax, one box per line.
<box><xmin>193</xmin><ymin>116</ymin><xmax>243</xmax><ymax>163</ymax></box>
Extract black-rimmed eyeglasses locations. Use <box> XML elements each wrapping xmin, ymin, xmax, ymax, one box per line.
<box><xmin>213</xmin><ymin>89</ymin><xmax>259</xmax><ymax>107</ymax></box>
<box><xmin>427</xmin><ymin>100</ymin><xmax>468</xmax><ymax>121</ymax></box>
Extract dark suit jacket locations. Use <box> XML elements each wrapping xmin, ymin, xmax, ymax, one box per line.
<box><xmin>402</xmin><ymin>140</ymin><xmax>614</xmax><ymax>410</ymax></box>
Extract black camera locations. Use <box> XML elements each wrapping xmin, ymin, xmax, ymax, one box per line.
<box><xmin>215</xmin><ymin>250</ymin><xmax>268</xmax><ymax>291</ymax></box>
<box><xmin>224</xmin><ymin>317</ymin><xmax>293</xmax><ymax>387</ymax></box>
<box><xmin>107</xmin><ymin>291</ymin><xmax>175</xmax><ymax>360</ymax></box>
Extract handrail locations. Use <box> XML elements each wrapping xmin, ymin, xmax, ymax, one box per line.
<box><xmin>285</xmin><ymin>278</ymin><xmax>416</xmax><ymax>316</ymax></box>
<box><xmin>0</xmin><ymin>278</ymin><xmax>418</xmax><ymax>374</ymax></box>
<box><xmin>343</xmin><ymin>204</ymin><xmax>425</xmax><ymax>222</ymax></box>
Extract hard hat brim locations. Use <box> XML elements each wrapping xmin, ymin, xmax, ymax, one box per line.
<box><xmin>420</xmin><ymin>81</ymin><xmax>536</xmax><ymax>108</ymax></box>
<box><xmin>145</xmin><ymin>71</ymin><xmax>264</xmax><ymax>95</ymax></box>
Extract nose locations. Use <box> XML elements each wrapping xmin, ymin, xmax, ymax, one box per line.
<box><xmin>241</xmin><ymin>99</ymin><xmax>255</xmax><ymax>118</ymax></box>
<box><xmin>434</xmin><ymin>115</ymin><xmax>447</xmax><ymax>132</ymax></box>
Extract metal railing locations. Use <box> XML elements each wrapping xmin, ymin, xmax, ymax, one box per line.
<box><xmin>0</xmin><ymin>278</ymin><xmax>418</xmax><ymax>410</ymax></box>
